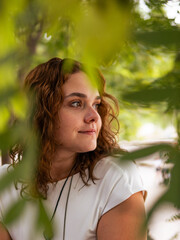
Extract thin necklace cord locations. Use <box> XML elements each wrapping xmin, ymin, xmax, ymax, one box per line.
<box><xmin>51</xmin><ymin>164</ymin><xmax>76</xmax><ymax>221</ymax></box>
<box><xmin>63</xmin><ymin>175</ymin><xmax>73</xmax><ymax>240</ymax></box>
<box><xmin>51</xmin><ymin>176</ymin><xmax>69</xmax><ymax>221</ymax></box>
<box><xmin>44</xmin><ymin>164</ymin><xmax>76</xmax><ymax>240</ymax></box>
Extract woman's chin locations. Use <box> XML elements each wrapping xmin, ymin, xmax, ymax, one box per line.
<box><xmin>78</xmin><ymin>144</ymin><xmax>97</xmax><ymax>153</ymax></box>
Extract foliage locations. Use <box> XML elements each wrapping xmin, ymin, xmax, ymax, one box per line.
<box><xmin>167</xmin><ymin>213</ymin><xmax>180</xmax><ymax>222</ymax></box>
<box><xmin>0</xmin><ymin>0</ymin><xmax>180</xmax><ymax>238</ymax></box>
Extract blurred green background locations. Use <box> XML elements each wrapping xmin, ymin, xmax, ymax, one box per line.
<box><xmin>0</xmin><ymin>0</ymin><xmax>180</xmax><ymax>239</ymax></box>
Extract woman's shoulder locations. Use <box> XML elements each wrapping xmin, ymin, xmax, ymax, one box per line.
<box><xmin>94</xmin><ymin>156</ymin><xmax>146</xmax><ymax>196</ymax></box>
<box><xmin>94</xmin><ymin>156</ymin><xmax>140</xmax><ymax>179</ymax></box>
<box><xmin>93</xmin><ymin>156</ymin><xmax>147</xmax><ymax>215</ymax></box>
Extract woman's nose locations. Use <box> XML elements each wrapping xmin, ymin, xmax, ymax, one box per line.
<box><xmin>84</xmin><ymin>107</ymin><xmax>100</xmax><ymax>123</ymax></box>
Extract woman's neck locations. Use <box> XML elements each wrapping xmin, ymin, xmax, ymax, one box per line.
<box><xmin>50</xmin><ymin>150</ymin><xmax>77</xmax><ymax>181</ymax></box>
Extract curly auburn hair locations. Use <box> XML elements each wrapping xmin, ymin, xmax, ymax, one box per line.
<box><xmin>10</xmin><ymin>57</ymin><xmax>121</xmax><ymax>197</ymax></box>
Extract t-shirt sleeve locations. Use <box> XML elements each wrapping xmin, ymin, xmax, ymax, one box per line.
<box><xmin>0</xmin><ymin>164</ymin><xmax>10</xmax><ymax>221</ymax></box>
<box><xmin>102</xmin><ymin>159</ymin><xmax>147</xmax><ymax>215</ymax></box>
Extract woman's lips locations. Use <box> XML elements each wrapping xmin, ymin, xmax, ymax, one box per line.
<box><xmin>78</xmin><ymin>129</ymin><xmax>96</xmax><ymax>135</ymax></box>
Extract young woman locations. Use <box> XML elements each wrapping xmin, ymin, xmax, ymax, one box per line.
<box><xmin>0</xmin><ymin>58</ymin><xmax>147</xmax><ymax>240</ymax></box>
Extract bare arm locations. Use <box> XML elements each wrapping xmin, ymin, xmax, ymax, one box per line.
<box><xmin>0</xmin><ymin>222</ymin><xmax>12</xmax><ymax>240</ymax></box>
<box><xmin>97</xmin><ymin>192</ymin><xmax>147</xmax><ymax>240</ymax></box>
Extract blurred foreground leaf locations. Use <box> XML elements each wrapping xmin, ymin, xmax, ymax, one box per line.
<box><xmin>0</xmin><ymin>166</ymin><xmax>21</xmax><ymax>193</ymax></box>
<box><xmin>3</xmin><ymin>198</ymin><xmax>26</xmax><ymax>225</ymax></box>
<box><xmin>0</xmin><ymin>87</ymin><xmax>19</xmax><ymax>106</ymax></box>
<box><xmin>135</xmin><ymin>30</ymin><xmax>180</xmax><ymax>47</ymax></box>
<box><xmin>0</xmin><ymin>122</ymin><xmax>26</xmax><ymax>151</ymax></box>
<box><xmin>120</xmin><ymin>144</ymin><xmax>173</xmax><ymax>160</ymax></box>
<box><xmin>37</xmin><ymin>200</ymin><xmax>53</xmax><ymax>240</ymax></box>
<box><xmin>123</xmin><ymin>144</ymin><xmax>180</xmax><ymax>220</ymax></box>
<box><xmin>163</xmin><ymin>150</ymin><xmax>180</xmax><ymax>208</ymax></box>
<box><xmin>123</xmin><ymin>87</ymin><xmax>180</xmax><ymax>107</ymax></box>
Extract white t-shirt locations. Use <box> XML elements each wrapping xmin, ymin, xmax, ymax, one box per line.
<box><xmin>0</xmin><ymin>157</ymin><xmax>146</xmax><ymax>240</ymax></box>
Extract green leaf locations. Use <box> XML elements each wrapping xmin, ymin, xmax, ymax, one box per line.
<box><xmin>0</xmin><ymin>88</ymin><xmax>18</xmax><ymax>106</ymax></box>
<box><xmin>167</xmin><ymin>213</ymin><xmax>180</xmax><ymax>222</ymax></box>
<box><xmin>147</xmin><ymin>148</ymin><xmax>180</xmax><ymax>221</ymax></box>
<box><xmin>120</xmin><ymin>144</ymin><xmax>173</xmax><ymax>160</ymax></box>
<box><xmin>122</xmin><ymin>87</ymin><xmax>180</xmax><ymax>109</ymax></box>
<box><xmin>0</xmin><ymin>167</ymin><xmax>19</xmax><ymax>193</ymax></box>
<box><xmin>36</xmin><ymin>200</ymin><xmax>53</xmax><ymax>239</ymax></box>
<box><xmin>3</xmin><ymin>198</ymin><xmax>26</xmax><ymax>225</ymax></box>
<box><xmin>0</xmin><ymin>122</ymin><xmax>25</xmax><ymax>151</ymax></box>
<box><xmin>135</xmin><ymin>30</ymin><xmax>180</xmax><ymax>47</ymax></box>
<box><xmin>163</xmin><ymin>151</ymin><xmax>180</xmax><ymax>208</ymax></box>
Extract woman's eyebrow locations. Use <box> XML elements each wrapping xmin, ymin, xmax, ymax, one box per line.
<box><xmin>64</xmin><ymin>92</ymin><xmax>101</xmax><ymax>100</ymax></box>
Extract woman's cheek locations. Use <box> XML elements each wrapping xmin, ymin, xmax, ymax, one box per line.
<box><xmin>98</xmin><ymin>117</ymin><xmax>102</xmax><ymax>134</ymax></box>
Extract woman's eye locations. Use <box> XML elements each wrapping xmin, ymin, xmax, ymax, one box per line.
<box><xmin>71</xmin><ymin>101</ymin><xmax>82</xmax><ymax>108</ymax></box>
<box><xmin>93</xmin><ymin>103</ymin><xmax>101</xmax><ymax>110</ymax></box>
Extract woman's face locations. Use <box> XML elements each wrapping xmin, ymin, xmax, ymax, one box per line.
<box><xmin>54</xmin><ymin>71</ymin><xmax>102</xmax><ymax>154</ymax></box>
